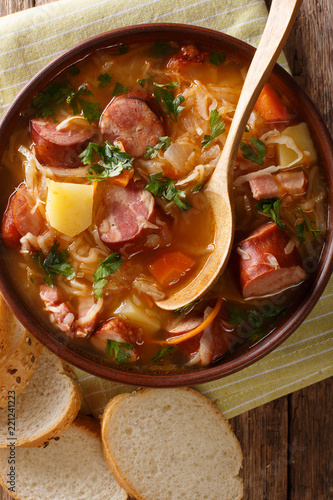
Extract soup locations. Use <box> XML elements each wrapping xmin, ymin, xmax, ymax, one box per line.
<box><xmin>0</xmin><ymin>41</ymin><xmax>327</xmax><ymax>371</ymax></box>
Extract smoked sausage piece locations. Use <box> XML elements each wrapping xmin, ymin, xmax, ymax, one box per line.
<box><xmin>249</xmin><ymin>171</ymin><xmax>307</xmax><ymax>201</ymax></box>
<box><xmin>100</xmin><ymin>91</ymin><xmax>165</xmax><ymax>157</ymax></box>
<box><xmin>30</xmin><ymin>118</ymin><xmax>95</xmax><ymax>168</ymax></box>
<box><xmin>97</xmin><ymin>180</ymin><xmax>155</xmax><ymax>249</ymax></box>
<box><xmin>236</xmin><ymin>222</ymin><xmax>306</xmax><ymax>298</ymax></box>
<box><xmin>2</xmin><ymin>185</ymin><xmax>44</xmax><ymax>247</ymax></box>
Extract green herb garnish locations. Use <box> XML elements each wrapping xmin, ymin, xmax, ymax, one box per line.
<box><xmin>202</xmin><ymin>109</ymin><xmax>226</xmax><ymax>148</ymax></box>
<box><xmin>33</xmin><ymin>241</ymin><xmax>75</xmax><ymax>286</ymax></box>
<box><xmin>191</xmin><ymin>183</ymin><xmax>203</xmax><ymax>193</ymax></box>
<box><xmin>145</xmin><ymin>172</ymin><xmax>192</xmax><ymax>211</ymax></box>
<box><xmin>210</xmin><ymin>51</ymin><xmax>226</xmax><ymax>66</ymax></box>
<box><xmin>152</xmin><ymin>346</ymin><xmax>176</xmax><ymax>363</ymax></box>
<box><xmin>109</xmin><ymin>43</ymin><xmax>129</xmax><ymax>56</ymax></box>
<box><xmin>32</xmin><ymin>83</ymin><xmax>72</xmax><ymax>118</ymax></box>
<box><xmin>256</xmin><ymin>198</ymin><xmax>285</xmax><ymax>230</ymax></box>
<box><xmin>174</xmin><ymin>300</ymin><xmax>200</xmax><ymax>314</ymax></box>
<box><xmin>112</xmin><ymin>82</ymin><xmax>128</xmax><ymax>97</ymax></box>
<box><xmin>295</xmin><ymin>209</ymin><xmax>321</xmax><ymax>244</ymax></box>
<box><xmin>149</xmin><ymin>42</ymin><xmax>171</xmax><ymax>59</ymax></box>
<box><xmin>153</xmin><ymin>83</ymin><xmax>185</xmax><ymax>122</ymax></box>
<box><xmin>79</xmin><ymin>141</ymin><xmax>133</xmax><ymax>182</ymax></box>
<box><xmin>137</xmin><ymin>75</ymin><xmax>155</xmax><ymax>89</ymax></box>
<box><xmin>106</xmin><ymin>339</ymin><xmax>133</xmax><ymax>364</ymax></box>
<box><xmin>97</xmin><ymin>73</ymin><xmax>112</xmax><ymax>89</ymax></box>
<box><xmin>69</xmin><ymin>65</ymin><xmax>80</xmax><ymax>76</ymax></box>
<box><xmin>240</xmin><ymin>138</ymin><xmax>266</xmax><ymax>165</ymax></box>
<box><xmin>66</xmin><ymin>84</ymin><xmax>101</xmax><ymax>123</ymax></box>
<box><xmin>144</xmin><ymin>136</ymin><xmax>171</xmax><ymax>159</ymax></box>
<box><xmin>93</xmin><ymin>253</ymin><xmax>123</xmax><ymax>299</ymax></box>
<box><xmin>228</xmin><ymin>304</ymin><xmax>286</xmax><ymax>341</ymax></box>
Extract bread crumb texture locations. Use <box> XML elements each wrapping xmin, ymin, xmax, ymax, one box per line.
<box><xmin>102</xmin><ymin>387</ymin><xmax>243</xmax><ymax>500</ymax></box>
<box><xmin>0</xmin><ymin>416</ymin><xmax>127</xmax><ymax>500</ymax></box>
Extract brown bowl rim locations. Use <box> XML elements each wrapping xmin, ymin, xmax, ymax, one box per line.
<box><xmin>0</xmin><ymin>23</ymin><xmax>332</xmax><ymax>387</ymax></box>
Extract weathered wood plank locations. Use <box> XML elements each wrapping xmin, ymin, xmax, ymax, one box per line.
<box><xmin>230</xmin><ymin>397</ymin><xmax>289</xmax><ymax>500</ymax></box>
<box><xmin>0</xmin><ymin>1</ymin><xmax>33</xmax><ymax>17</ymax></box>
<box><xmin>288</xmin><ymin>378</ymin><xmax>333</xmax><ymax>500</ymax></box>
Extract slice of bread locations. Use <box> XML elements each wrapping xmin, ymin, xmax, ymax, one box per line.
<box><xmin>0</xmin><ymin>347</ymin><xmax>82</xmax><ymax>448</ymax></box>
<box><xmin>0</xmin><ymin>415</ymin><xmax>128</xmax><ymax>500</ymax></box>
<box><xmin>0</xmin><ymin>296</ymin><xmax>41</xmax><ymax>409</ymax></box>
<box><xmin>102</xmin><ymin>387</ymin><xmax>243</xmax><ymax>500</ymax></box>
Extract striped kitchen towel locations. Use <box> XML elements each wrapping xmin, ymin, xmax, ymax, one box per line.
<box><xmin>0</xmin><ymin>0</ymin><xmax>332</xmax><ymax>419</ymax></box>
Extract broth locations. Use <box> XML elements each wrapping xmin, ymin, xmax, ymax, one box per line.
<box><xmin>0</xmin><ymin>41</ymin><xmax>327</xmax><ymax>371</ymax></box>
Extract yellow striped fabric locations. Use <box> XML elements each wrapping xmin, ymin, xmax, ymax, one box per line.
<box><xmin>0</xmin><ymin>0</ymin><xmax>332</xmax><ymax>418</ymax></box>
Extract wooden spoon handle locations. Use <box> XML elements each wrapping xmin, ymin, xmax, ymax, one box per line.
<box><xmin>209</xmin><ymin>0</ymin><xmax>303</xmax><ymax>192</ymax></box>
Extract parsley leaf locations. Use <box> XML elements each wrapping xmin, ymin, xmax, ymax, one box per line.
<box><xmin>153</xmin><ymin>83</ymin><xmax>185</xmax><ymax>122</ymax></box>
<box><xmin>144</xmin><ymin>136</ymin><xmax>171</xmax><ymax>159</ymax></box>
<box><xmin>210</xmin><ymin>51</ymin><xmax>226</xmax><ymax>66</ymax></box>
<box><xmin>66</xmin><ymin>84</ymin><xmax>101</xmax><ymax>123</ymax></box>
<box><xmin>149</xmin><ymin>42</ymin><xmax>171</xmax><ymax>59</ymax></box>
<box><xmin>33</xmin><ymin>241</ymin><xmax>75</xmax><ymax>286</ymax></box>
<box><xmin>69</xmin><ymin>65</ymin><xmax>80</xmax><ymax>76</ymax></box>
<box><xmin>152</xmin><ymin>346</ymin><xmax>176</xmax><ymax>363</ymax></box>
<box><xmin>295</xmin><ymin>209</ymin><xmax>321</xmax><ymax>244</ymax></box>
<box><xmin>106</xmin><ymin>339</ymin><xmax>133</xmax><ymax>364</ymax></box>
<box><xmin>97</xmin><ymin>73</ymin><xmax>112</xmax><ymax>89</ymax></box>
<box><xmin>109</xmin><ymin>43</ymin><xmax>129</xmax><ymax>56</ymax></box>
<box><xmin>93</xmin><ymin>253</ymin><xmax>123</xmax><ymax>299</ymax></box>
<box><xmin>228</xmin><ymin>304</ymin><xmax>286</xmax><ymax>341</ymax></box>
<box><xmin>191</xmin><ymin>183</ymin><xmax>203</xmax><ymax>193</ymax></box>
<box><xmin>32</xmin><ymin>83</ymin><xmax>72</xmax><ymax>118</ymax></box>
<box><xmin>112</xmin><ymin>82</ymin><xmax>128</xmax><ymax>97</ymax></box>
<box><xmin>137</xmin><ymin>75</ymin><xmax>155</xmax><ymax>89</ymax></box>
<box><xmin>202</xmin><ymin>109</ymin><xmax>225</xmax><ymax>148</ymax></box>
<box><xmin>145</xmin><ymin>172</ymin><xmax>192</xmax><ymax>211</ymax></box>
<box><xmin>79</xmin><ymin>141</ymin><xmax>133</xmax><ymax>182</ymax></box>
<box><xmin>174</xmin><ymin>300</ymin><xmax>200</xmax><ymax>314</ymax></box>
<box><xmin>256</xmin><ymin>198</ymin><xmax>285</xmax><ymax>230</ymax></box>
<box><xmin>240</xmin><ymin>138</ymin><xmax>266</xmax><ymax>165</ymax></box>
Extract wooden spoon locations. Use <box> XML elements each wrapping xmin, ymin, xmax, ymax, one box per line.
<box><xmin>157</xmin><ymin>0</ymin><xmax>303</xmax><ymax>310</ymax></box>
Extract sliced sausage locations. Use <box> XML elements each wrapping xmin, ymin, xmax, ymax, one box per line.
<box><xmin>96</xmin><ymin>179</ymin><xmax>155</xmax><ymax>250</ymax></box>
<box><xmin>249</xmin><ymin>171</ymin><xmax>307</xmax><ymax>200</ymax></box>
<box><xmin>2</xmin><ymin>185</ymin><xmax>44</xmax><ymax>247</ymax></box>
<box><xmin>91</xmin><ymin>317</ymin><xmax>143</xmax><ymax>362</ymax></box>
<box><xmin>40</xmin><ymin>284</ymin><xmax>75</xmax><ymax>335</ymax></box>
<box><xmin>167</xmin><ymin>44</ymin><xmax>207</xmax><ymax>70</ymax></box>
<box><xmin>236</xmin><ymin>222</ymin><xmax>307</xmax><ymax>298</ymax></box>
<box><xmin>30</xmin><ymin>118</ymin><xmax>95</xmax><ymax>168</ymax></box>
<box><xmin>100</xmin><ymin>90</ymin><xmax>165</xmax><ymax>157</ymax></box>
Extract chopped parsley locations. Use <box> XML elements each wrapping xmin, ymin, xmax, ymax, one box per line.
<box><xmin>69</xmin><ymin>65</ymin><xmax>80</xmax><ymax>76</ymax></box>
<box><xmin>145</xmin><ymin>172</ymin><xmax>192</xmax><ymax>212</ymax></box>
<box><xmin>149</xmin><ymin>42</ymin><xmax>171</xmax><ymax>59</ymax></box>
<box><xmin>295</xmin><ymin>209</ymin><xmax>321</xmax><ymax>244</ymax></box>
<box><xmin>106</xmin><ymin>339</ymin><xmax>133</xmax><ymax>364</ymax></box>
<box><xmin>33</xmin><ymin>241</ymin><xmax>75</xmax><ymax>286</ymax></box>
<box><xmin>112</xmin><ymin>82</ymin><xmax>128</xmax><ymax>97</ymax></box>
<box><xmin>191</xmin><ymin>183</ymin><xmax>203</xmax><ymax>193</ymax></box>
<box><xmin>210</xmin><ymin>51</ymin><xmax>226</xmax><ymax>66</ymax></box>
<box><xmin>152</xmin><ymin>346</ymin><xmax>176</xmax><ymax>363</ymax></box>
<box><xmin>202</xmin><ymin>109</ymin><xmax>226</xmax><ymax>148</ymax></box>
<box><xmin>153</xmin><ymin>82</ymin><xmax>185</xmax><ymax>122</ymax></box>
<box><xmin>174</xmin><ymin>300</ymin><xmax>200</xmax><ymax>314</ymax></box>
<box><xmin>144</xmin><ymin>136</ymin><xmax>171</xmax><ymax>159</ymax></box>
<box><xmin>93</xmin><ymin>253</ymin><xmax>123</xmax><ymax>299</ymax></box>
<box><xmin>256</xmin><ymin>198</ymin><xmax>285</xmax><ymax>230</ymax></box>
<box><xmin>228</xmin><ymin>304</ymin><xmax>286</xmax><ymax>341</ymax></box>
<box><xmin>109</xmin><ymin>43</ymin><xmax>129</xmax><ymax>56</ymax></box>
<box><xmin>66</xmin><ymin>84</ymin><xmax>101</xmax><ymax>123</ymax></box>
<box><xmin>79</xmin><ymin>141</ymin><xmax>133</xmax><ymax>182</ymax></box>
<box><xmin>240</xmin><ymin>138</ymin><xmax>266</xmax><ymax>165</ymax></box>
<box><xmin>137</xmin><ymin>75</ymin><xmax>155</xmax><ymax>89</ymax></box>
<box><xmin>97</xmin><ymin>73</ymin><xmax>112</xmax><ymax>89</ymax></box>
<box><xmin>32</xmin><ymin>82</ymin><xmax>72</xmax><ymax>118</ymax></box>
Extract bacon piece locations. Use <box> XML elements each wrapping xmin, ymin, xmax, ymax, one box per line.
<box><xmin>91</xmin><ymin>317</ymin><xmax>143</xmax><ymax>362</ymax></box>
<box><xmin>167</xmin><ymin>44</ymin><xmax>207</xmax><ymax>70</ymax></box>
<box><xmin>249</xmin><ymin>171</ymin><xmax>307</xmax><ymax>200</ymax></box>
<box><xmin>1</xmin><ymin>185</ymin><xmax>44</xmax><ymax>248</ymax></box>
<box><xmin>40</xmin><ymin>284</ymin><xmax>75</xmax><ymax>336</ymax></box>
<box><xmin>100</xmin><ymin>90</ymin><xmax>165</xmax><ymax>157</ymax></box>
<box><xmin>30</xmin><ymin>118</ymin><xmax>95</xmax><ymax>168</ymax></box>
<box><xmin>236</xmin><ymin>222</ymin><xmax>307</xmax><ymax>298</ymax></box>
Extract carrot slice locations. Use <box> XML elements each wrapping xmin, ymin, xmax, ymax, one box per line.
<box><xmin>149</xmin><ymin>250</ymin><xmax>196</xmax><ymax>288</ymax></box>
<box><xmin>109</xmin><ymin>168</ymin><xmax>134</xmax><ymax>187</ymax></box>
<box><xmin>255</xmin><ymin>84</ymin><xmax>290</xmax><ymax>122</ymax></box>
<box><xmin>165</xmin><ymin>297</ymin><xmax>223</xmax><ymax>344</ymax></box>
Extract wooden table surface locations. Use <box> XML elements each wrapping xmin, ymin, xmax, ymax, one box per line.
<box><xmin>0</xmin><ymin>0</ymin><xmax>332</xmax><ymax>499</ymax></box>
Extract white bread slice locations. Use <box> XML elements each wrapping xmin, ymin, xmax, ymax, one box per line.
<box><xmin>0</xmin><ymin>296</ymin><xmax>41</xmax><ymax>409</ymax></box>
<box><xmin>0</xmin><ymin>347</ymin><xmax>82</xmax><ymax>447</ymax></box>
<box><xmin>0</xmin><ymin>415</ymin><xmax>128</xmax><ymax>500</ymax></box>
<box><xmin>102</xmin><ymin>387</ymin><xmax>243</xmax><ymax>500</ymax></box>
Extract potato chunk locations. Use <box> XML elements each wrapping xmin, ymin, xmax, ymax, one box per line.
<box><xmin>114</xmin><ymin>298</ymin><xmax>161</xmax><ymax>335</ymax></box>
<box><xmin>277</xmin><ymin>122</ymin><xmax>317</xmax><ymax>167</ymax></box>
<box><xmin>46</xmin><ymin>180</ymin><xmax>94</xmax><ymax>237</ymax></box>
